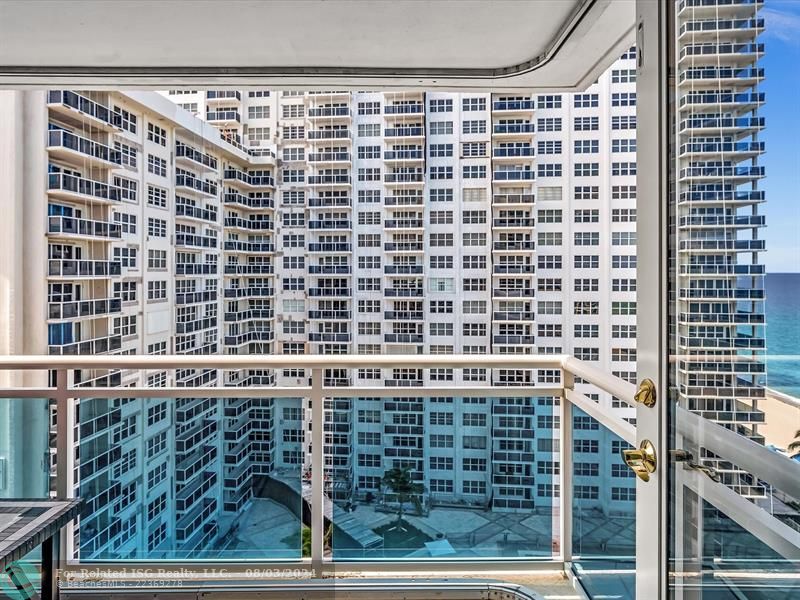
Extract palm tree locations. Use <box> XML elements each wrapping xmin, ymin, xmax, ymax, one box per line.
<box><xmin>382</xmin><ymin>466</ymin><xmax>424</xmax><ymax>532</ymax></box>
<box><xmin>789</xmin><ymin>430</ymin><xmax>800</xmax><ymax>457</ymax></box>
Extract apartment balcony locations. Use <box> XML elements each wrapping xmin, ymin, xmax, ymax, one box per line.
<box><xmin>493</xmin><ymin>99</ymin><xmax>535</xmax><ymax>113</ymax></box>
<box><xmin>679</xmin><ymin>165</ymin><xmax>765</xmax><ymax>182</ymax></box>
<box><xmin>225</xmin><ymin>330</ymin><xmax>275</xmax><ymax>346</ymax></box>
<box><xmin>307</xmin><ymin>152</ymin><xmax>351</xmax><ymax>164</ymax></box>
<box><xmin>384</xmin><ymin>218</ymin><xmax>423</xmax><ymax>230</ymax></box>
<box><xmin>307</xmin><ymin>174</ymin><xmax>351</xmax><ymax>186</ymax></box>
<box><xmin>679</xmin><ymin>115</ymin><xmax>764</xmax><ymax>134</ymax></box>
<box><xmin>308</xmin><ymin>242</ymin><xmax>351</xmax><ymax>253</ymax></box>
<box><xmin>224</xmin><ymin>216</ymin><xmax>274</xmax><ymax>231</ymax></box>
<box><xmin>493</xmin><ymin>335</ymin><xmax>535</xmax><ymax>345</ymax></box>
<box><xmin>206</xmin><ymin>110</ymin><xmax>241</xmax><ymax>125</ymax></box>
<box><xmin>176</xmin><ymin>203</ymin><xmax>219</xmax><ymax>224</ymax></box>
<box><xmin>384</xmin><ymin>127</ymin><xmax>424</xmax><ymax>138</ymax></box>
<box><xmin>224</xmin><ymin>286</ymin><xmax>275</xmax><ymax>298</ymax></box>
<box><xmin>492</xmin><ymin>123</ymin><xmax>535</xmax><ymax>137</ymax></box>
<box><xmin>175</xmin><ymin>290</ymin><xmax>217</xmax><ymax>305</ymax></box>
<box><xmin>47</xmin><ymin>215</ymin><xmax>121</xmax><ymax>241</ymax></box>
<box><xmin>678</xmin><ymin>17</ymin><xmax>764</xmax><ymax>41</ymax></box>
<box><xmin>47</xmin><ymin>90</ymin><xmax>121</xmax><ymax>131</ymax></box>
<box><xmin>224</xmin><ymin>168</ymin><xmax>275</xmax><ymax>189</ymax></box>
<box><xmin>493</xmin><ymin>170</ymin><xmax>535</xmax><ymax>181</ymax></box>
<box><xmin>224</xmin><ymin>191</ymin><xmax>274</xmax><ymax>210</ymax></box>
<box><xmin>493</xmin><ymin>310</ymin><xmax>535</xmax><ymax>321</ymax></box>
<box><xmin>678</xmin><ymin>287</ymin><xmax>765</xmax><ymax>300</ymax></box>
<box><xmin>492</xmin><ymin>288</ymin><xmax>535</xmax><ymax>298</ymax></box>
<box><xmin>309</xmin><ymin>332</ymin><xmax>351</xmax><ymax>343</ymax></box>
<box><xmin>206</xmin><ymin>90</ymin><xmax>242</xmax><ymax>103</ymax></box>
<box><xmin>308</xmin><ymin>106</ymin><xmax>351</xmax><ymax>120</ymax></box>
<box><xmin>384</xmin><ymin>103</ymin><xmax>424</xmax><ymax>115</ymax></box>
<box><xmin>678</xmin><ymin>239</ymin><xmax>766</xmax><ymax>252</ymax></box>
<box><xmin>308</xmin><ymin>287</ymin><xmax>351</xmax><ymax>297</ymax></box>
<box><xmin>308</xmin><ymin>309</ymin><xmax>351</xmax><ymax>320</ymax></box>
<box><xmin>384</xmin><ymin>172</ymin><xmax>424</xmax><ymax>184</ymax></box>
<box><xmin>176</xmin><ymin>317</ymin><xmax>218</xmax><ymax>334</ymax></box>
<box><xmin>492</xmin><ymin>146</ymin><xmax>535</xmax><ymax>160</ymax></box>
<box><xmin>493</xmin><ymin>193</ymin><xmax>535</xmax><ymax>206</ymax></box>
<box><xmin>224</xmin><ymin>308</ymin><xmax>274</xmax><ymax>323</ymax></box>
<box><xmin>176</xmin><ymin>263</ymin><xmax>218</xmax><ymax>276</ymax></box>
<box><xmin>384</xmin><ymin>195</ymin><xmax>424</xmax><ymax>206</ymax></box>
<box><xmin>48</xmin><ymin>259</ymin><xmax>120</xmax><ymax>279</ymax></box>
<box><xmin>48</xmin><ymin>333</ymin><xmax>122</xmax><ymax>355</ymax></box>
<box><xmin>224</xmin><ymin>241</ymin><xmax>275</xmax><ymax>253</ymax></box>
<box><xmin>678</xmin><ymin>215</ymin><xmax>765</xmax><ymax>229</ymax></box>
<box><xmin>679</xmin><ymin>42</ymin><xmax>764</xmax><ymax>65</ymax></box>
<box><xmin>678</xmin><ymin>190</ymin><xmax>764</xmax><ymax>205</ymax></box>
<box><xmin>493</xmin><ymin>218</ymin><xmax>535</xmax><ymax>229</ymax></box>
<box><xmin>384</xmin><ymin>265</ymin><xmax>423</xmax><ymax>275</ymax></box>
<box><xmin>383</xmin><ymin>310</ymin><xmax>424</xmax><ymax>321</ymax></box>
<box><xmin>48</xmin><ymin>297</ymin><xmax>122</xmax><ymax>320</ymax></box>
<box><xmin>384</xmin><ymin>241</ymin><xmax>424</xmax><ymax>252</ymax></box>
<box><xmin>308</xmin><ymin>265</ymin><xmax>351</xmax><ymax>274</ymax></box>
<box><xmin>493</xmin><ymin>240</ymin><xmax>535</xmax><ymax>251</ymax></box>
<box><xmin>224</xmin><ymin>263</ymin><xmax>274</xmax><ymax>275</ymax></box>
<box><xmin>678</xmin><ymin>0</ymin><xmax>764</xmax><ymax>17</ymax></box>
<box><xmin>679</xmin><ymin>310</ymin><xmax>765</xmax><ymax>325</ymax></box>
<box><xmin>176</xmin><ymin>173</ymin><xmax>218</xmax><ymax>198</ymax></box>
<box><xmin>679</xmin><ymin>263</ymin><xmax>765</xmax><ymax>277</ymax></box>
<box><xmin>679</xmin><ymin>141</ymin><xmax>764</xmax><ymax>159</ymax></box>
<box><xmin>176</xmin><ymin>142</ymin><xmax>219</xmax><ymax>171</ymax></box>
<box><xmin>383</xmin><ymin>333</ymin><xmax>424</xmax><ymax>344</ymax></box>
<box><xmin>176</xmin><ymin>233</ymin><xmax>218</xmax><ymax>249</ymax></box>
<box><xmin>307</xmin><ymin>129</ymin><xmax>351</xmax><ymax>140</ymax></box>
<box><xmin>679</xmin><ymin>335</ymin><xmax>766</xmax><ymax>350</ymax></box>
<box><xmin>308</xmin><ymin>196</ymin><xmax>351</xmax><ymax>208</ymax></box>
<box><xmin>308</xmin><ymin>220</ymin><xmax>351</xmax><ymax>230</ymax></box>
<box><xmin>47</xmin><ymin>130</ymin><xmax>121</xmax><ymax>168</ymax></box>
<box><xmin>384</xmin><ymin>288</ymin><xmax>423</xmax><ymax>297</ymax></box>
<box><xmin>493</xmin><ymin>264</ymin><xmax>535</xmax><ymax>274</ymax></box>
<box><xmin>678</xmin><ymin>66</ymin><xmax>764</xmax><ymax>88</ymax></box>
<box><xmin>383</xmin><ymin>149</ymin><xmax>424</xmax><ymax>162</ymax></box>
<box><xmin>679</xmin><ymin>91</ymin><xmax>764</xmax><ymax>112</ymax></box>
<box><xmin>47</xmin><ymin>172</ymin><xmax>125</xmax><ymax>206</ymax></box>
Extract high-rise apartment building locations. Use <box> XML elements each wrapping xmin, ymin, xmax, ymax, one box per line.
<box><xmin>0</xmin><ymin>15</ymin><xmax>766</xmax><ymax>558</ymax></box>
<box><xmin>675</xmin><ymin>0</ymin><xmax>766</xmax><ymax>497</ymax></box>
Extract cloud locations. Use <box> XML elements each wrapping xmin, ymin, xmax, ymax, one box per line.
<box><xmin>762</xmin><ymin>5</ymin><xmax>800</xmax><ymax>46</ymax></box>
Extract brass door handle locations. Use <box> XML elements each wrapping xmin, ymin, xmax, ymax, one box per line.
<box><xmin>634</xmin><ymin>378</ymin><xmax>657</xmax><ymax>407</ymax></box>
<box><xmin>621</xmin><ymin>439</ymin><xmax>657</xmax><ymax>482</ymax></box>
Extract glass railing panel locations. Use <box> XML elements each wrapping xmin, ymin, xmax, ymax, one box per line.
<box><xmin>571</xmin><ymin>407</ymin><xmax>636</xmax><ymax>598</ymax></box>
<box><xmin>327</xmin><ymin>394</ymin><xmax>557</xmax><ymax>560</ymax></box>
<box><xmin>76</xmin><ymin>392</ymin><xmax>304</xmax><ymax>560</ymax></box>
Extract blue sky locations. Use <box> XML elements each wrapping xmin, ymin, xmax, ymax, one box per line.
<box><xmin>761</xmin><ymin>0</ymin><xmax>800</xmax><ymax>272</ymax></box>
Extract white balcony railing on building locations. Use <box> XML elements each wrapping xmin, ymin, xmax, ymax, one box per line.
<box><xmin>0</xmin><ymin>354</ymin><xmax>798</xmax><ymax>594</ymax></box>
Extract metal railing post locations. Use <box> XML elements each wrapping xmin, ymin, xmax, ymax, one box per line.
<box><xmin>559</xmin><ymin>369</ymin><xmax>574</xmax><ymax>565</ymax></box>
<box><xmin>55</xmin><ymin>368</ymin><xmax>75</xmax><ymax>566</ymax></box>
<box><xmin>310</xmin><ymin>368</ymin><xmax>324</xmax><ymax>577</ymax></box>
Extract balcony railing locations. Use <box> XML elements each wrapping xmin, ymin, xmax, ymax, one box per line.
<box><xmin>2</xmin><ymin>352</ymin><xmax>795</xmax><ymax>597</ymax></box>
<box><xmin>47</xmin><ymin>130</ymin><xmax>121</xmax><ymax>166</ymax></box>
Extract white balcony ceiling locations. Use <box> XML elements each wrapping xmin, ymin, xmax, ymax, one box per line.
<box><xmin>0</xmin><ymin>0</ymin><xmax>635</xmax><ymax>90</ymax></box>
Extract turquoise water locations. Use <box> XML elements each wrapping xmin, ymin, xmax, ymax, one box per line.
<box><xmin>766</xmin><ymin>273</ymin><xmax>800</xmax><ymax>397</ymax></box>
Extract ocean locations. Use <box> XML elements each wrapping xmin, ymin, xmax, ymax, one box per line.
<box><xmin>766</xmin><ymin>273</ymin><xmax>800</xmax><ymax>397</ymax></box>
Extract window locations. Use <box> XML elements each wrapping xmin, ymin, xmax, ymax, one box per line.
<box><xmin>574</xmin><ymin>93</ymin><xmax>599</xmax><ymax>108</ymax></box>
<box><xmin>612</xmin><ymin>92</ymin><xmax>637</xmax><ymax>106</ymax></box>
<box><xmin>612</xmin><ymin>68</ymin><xmax>637</xmax><ymax>83</ymax></box>
<box><xmin>114</xmin><ymin>106</ymin><xmax>137</xmax><ymax>133</ymax></box>
<box><xmin>429</xmin><ymin>166</ymin><xmax>453</xmax><ymax>180</ymax></box>
<box><xmin>537</xmin><ymin>140</ymin><xmax>562</xmax><ymax>154</ymax></box>
<box><xmin>114</xmin><ymin>281</ymin><xmax>136</xmax><ymax>303</ymax></box>
<box><xmin>462</xmin><ymin>97</ymin><xmax>486</xmax><ymax>111</ymax></box>
<box><xmin>113</xmin><ymin>212</ymin><xmax>137</xmax><ymax>234</ymax></box>
<box><xmin>147</xmin><ymin>122</ymin><xmax>166</xmax><ymax>146</ymax></box>
<box><xmin>537</xmin><ymin>117</ymin><xmax>562</xmax><ymax>132</ymax></box>
<box><xmin>147</xmin><ymin>154</ymin><xmax>166</xmax><ymax>176</ymax></box>
<box><xmin>612</xmin><ymin>138</ymin><xmax>636</xmax><ymax>153</ymax></box>
<box><xmin>357</xmin><ymin>101</ymin><xmax>380</xmax><ymax>115</ymax></box>
<box><xmin>248</xmin><ymin>105</ymin><xmax>270</xmax><ymax>119</ymax></box>
<box><xmin>537</xmin><ymin>95</ymin><xmax>561</xmax><ymax>109</ymax></box>
<box><xmin>574</xmin><ymin>139</ymin><xmax>599</xmax><ymax>154</ymax></box>
<box><xmin>574</xmin><ymin>163</ymin><xmax>599</xmax><ymax>177</ymax></box>
<box><xmin>462</xmin><ymin>165</ymin><xmax>486</xmax><ymax>179</ymax></box>
<box><xmin>462</xmin><ymin>120</ymin><xmax>486</xmax><ymax>134</ymax></box>
<box><xmin>429</xmin><ymin>99</ymin><xmax>452</xmax><ymax>112</ymax></box>
<box><xmin>147</xmin><ymin>280</ymin><xmax>167</xmax><ymax>301</ymax></box>
<box><xmin>147</xmin><ymin>249</ymin><xmax>166</xmax><ymax>270</ymax></box>
<box><xmin>430</xmin><ymin>121</ymin><xmax>453</xmax><ymax>135</ymax></box>
<box><xmin>612</xmin><ymin>115</ymin><xmax>637</xmax><ymax>130</ymax></box>
<box><xmin>574</xmin><ymin>116</ymin><xmax>599</xmax><ymax>131</ymax></box>
<box><xmin>147</xmin><ymin>217</ymin><xmax>166</xmax><ymax>237</ymax></box>
<box><xmin>113</xmin><ymin>315</ymin><xmax>137</xmax><ymax>338</ymax></box>
<box><xmin>612</xmin><ymin>161</ymin><xmax>637</xmax><ymax>176</ymax></box>
<box><xmin>147</xmin><ymin>185</ymin><xmax>167</xmax><ymax>208</ymax></box>
<box><xmin>115</xmin><ymin>141</ymin><xmax>137</xmax><ymax>168</ymax></box>
<box><xmin>537</xmin><ymin>163</ymin><xmax>562</xmax><ymax>178</ymax></box>
<box><xmin>114</xmin><ymin>246</ymin><xmax>137</xmax><ymax>269</ymax></box>
<box><xmin>357</xmin><ymin>123</ymin><xmax>380</xmax><ymax>137</ymax></box>
<box><xmin>358</xmin><ymin>145</ymin><xmax>381</xmax><ymax>159</ymax></box>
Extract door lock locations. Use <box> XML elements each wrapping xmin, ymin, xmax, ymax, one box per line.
<box><xmin>621</xmin><ymin>439</ymin><xmax>657</xmax><ymax>482</ymax></box>
<box><xmin>634</xmin><ymin>378</ymin><xmax>657</xmax><ymax>407</ymax></box>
